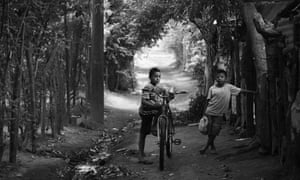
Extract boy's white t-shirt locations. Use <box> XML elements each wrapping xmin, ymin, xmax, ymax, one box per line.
<box><xmin>205</xmin><ymin>83</ymin><xmax>241</xmax><ymax>116</ymax></box>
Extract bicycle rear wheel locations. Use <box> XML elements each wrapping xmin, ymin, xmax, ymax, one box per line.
<box><xmin>158</xmin><ymin>116</ymin><xmax>167</xmax><ymax>171</ymax></box>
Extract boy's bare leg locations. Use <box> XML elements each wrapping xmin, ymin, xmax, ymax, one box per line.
<box><xmin>138</xmin><ymin>133</ymin><xmax>153</xmax><ymax>164</ymax></box>
<box><xmin>200</xmin><ymin>135</ymin><xmax>218</xmax><ymax>154</ymax></box>
<box><xmin>210</xmin><ymin>135</ymin><xmax>217</xmax><ymax>154</ymax></box>
<box><xmin>200</xmin><ymin>135</ymin><xmax>213</xmax><ymax>154</ymax></box>
<box><xmin>138</xmin><ymin>133</ymin><xmax>147</xmax><ymax>158</ymax></box>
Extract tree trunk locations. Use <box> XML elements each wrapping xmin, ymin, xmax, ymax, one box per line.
<box><xmin>64</xmin><ymin>5</ymin><xmax>71</xmax><ymax>125</ymax></box>
<box><xmin>0</xmin><ymin>0</ymin><xmax>9</xmax><ymax>162</ymax></box>
<box><xmin>241</xmin><ymin>41</ymin><xmax>256</xmax><ymax>137</ymax></box>
<box><xmin>205</xmin><ymin>44</ymin><xmax>214</xmax><ymax>94</ymax></box>
<box><xmin>233</xmin><ymin>39</ymin><xmax>242</xmax><ymax>127</ymax></box>
<box><xmin>40</xmin><ymin>83</ymin><xmax>46</xmax><ymax>136</ymax></box>
<box><xmin>49</xmin><ymin>82</ymin><xmax>56</xmax><ymax>138</ymax></box>
<box><xmin>49</xmin><ymin>90</ymin><xmax>57</xmax><ymax>138</ymax></box>
<box><xmin>242</xmin><ymin>2</ymin><xmax>271</xmax><ymax>152</ymax></box>
<box><xmin>0</xmin><ymin>55</ymin><xmax>9</xmax><ymax>162</ymax></box>
<box><xmin>71</xmin><ymin>17</ymin><xmax>83</xmax><ymax>105</ymax></box>
<box><xmin>266</xmin><ymin>38</ymin><xmax>282</xmax><ymax>155</ymax></box>
<box><xmin>0</xmin><ymin>99</ymin><xmax>4</xmax><ymax>161</ymax></box>
<box><xmin>10</xmin><ymin>61</ymin><xmax>21</xmax><ymax>163</ymax></box>
<box><xmin>0</xmin><ymin>48</ymin><xmax>10</xmax><ymax>162</ymax></box>
<box><xmin>10</xmin><ymin>24</ymin><xmax>25</xmax><ymax>162</ymax></box>
<box><xmin>56</xmin><ymin>60</ymin><xmax>65</xmax><ymax>134</ymax></box>
<box><xmin>90</xmin><ymin>0</ymin><xmax>104</xmax><ymax>124</ymax></box>
<box><xmin>25</xmin><ymin>44</ymin><xmax>36</xmax><ymax>153</ymax></box>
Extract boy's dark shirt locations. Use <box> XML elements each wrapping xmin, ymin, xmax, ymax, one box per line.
<box><xmin>139</xmin><ymin>83</ymin><xmax>165</xmax><ymax>115</ymax></box>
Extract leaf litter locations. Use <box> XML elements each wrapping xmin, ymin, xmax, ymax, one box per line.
<box><xmin>36</xmin><ymin>129</ymin><xmax>139</xmax><ymax>179</ymax></box>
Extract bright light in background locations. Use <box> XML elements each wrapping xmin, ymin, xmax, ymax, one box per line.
<box><xmin>105</xmin><ymin>91</ymin><xmax>140</xmax><ymax>111</ymax></box>
<box><xmin>134</xmin><ymin>40</ymin><xmax>176</xmax><ymax>69</ymax></box>
<box><xmin>104</xmin><ymin>35</ymin><xmax>196</xmax><ymax>112</ymax></box>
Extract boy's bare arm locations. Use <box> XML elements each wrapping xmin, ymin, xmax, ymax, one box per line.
<box><xmin>240</xmin><ymin>89</ymin><xmax>257</xmax><ymax>94</ymax></box>
<box><xmin>142</xmin><ymin>98</ymin><xmax>161</xmax><ymax>108</ymax></box>
<box><xmin>203</xmin><ymin>99</ymin><xmax>210</xmax><ymax>116</ymax></box>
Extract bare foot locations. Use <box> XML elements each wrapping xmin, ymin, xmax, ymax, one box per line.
<box><xmin>138</xmin><ymin>157</ymin><xmax>153</xmax><ymax>165</ymax></box>
<box><xmin>199</xmin><ymin>149</ymin><xmax>206</xmax><ymax>155</ymax></box>
<box><xmin>210</xmin><ymin>148</ymin><xmax>217</xmax><ymax>154</ymax></box>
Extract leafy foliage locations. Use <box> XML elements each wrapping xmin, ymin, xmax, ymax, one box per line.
<box><xmin>188</xmin><ymin>94</ymin><xmax>206</xmax><ymax>122</ymax></box>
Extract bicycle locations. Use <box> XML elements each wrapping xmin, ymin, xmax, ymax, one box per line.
<box><xmin>155</xmin><ymin>89</ymin><xmax>187</xmax><ymax>171</ymax></box>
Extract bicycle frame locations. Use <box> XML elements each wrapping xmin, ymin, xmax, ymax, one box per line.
<box><xmin>142</xmin><ymin>88</ymin><xmax>186</xmax><ymax>171</ymax></box>
<box><xmin>157</xmin><ymin>94</ymin><xmax>172</xmax><ymax>142</ymax></box>
<box><xmin>156</xmin><ymin>92</ymin><xmax>176</xmax><ymax>171</ymax></box>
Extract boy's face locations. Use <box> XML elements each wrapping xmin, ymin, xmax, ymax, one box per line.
<box><xmin>150</xmin><ymin>71</ymin><xmax>161</xmax><ymax>85</ymax></box>
<box><xmin>216</xmin><ymin>72</ymin><xmax>226</xmax><ymax>86</ymax></box>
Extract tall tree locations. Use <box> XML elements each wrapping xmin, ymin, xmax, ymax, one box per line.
<box><xmin>90</xmin><ymin>0</ymin><xmax>104</xmax><ymax>124</ymax></box>
<box><xmin>25</xmin><ymin>43</ymin><xmax>37</xmax><ymax>152</ymax></box>
<box><xmin>241</xmin><ymin>2</ymin><xmax>270</xmax><ymax>152</ymax></box>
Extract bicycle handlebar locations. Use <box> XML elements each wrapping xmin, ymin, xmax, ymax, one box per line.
<box><xmin>141</xmin><ymin>88</ymin><xmax>188</xmax><ymax>98</ymax></box>
<box><xmin>156</xmin><ymin>90</ymin><xmax>188</xmax><ymax>98</ymax></box>
<box><xmin>173</xmin><ymin>91</ymin><xmax>188</xmax><ymax>95</ymax></box>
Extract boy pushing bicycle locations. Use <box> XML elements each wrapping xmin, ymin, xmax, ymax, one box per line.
<box><xmin>138</xmin><ymin>67</ymin><xmax>174</xmax><ymax>164</ymax></box>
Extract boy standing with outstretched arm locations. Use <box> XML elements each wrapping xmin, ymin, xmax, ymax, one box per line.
<box><xmin>200</xmin><ymin>69</ymin><xmax>256</xmax><ymax>154</ymax></box>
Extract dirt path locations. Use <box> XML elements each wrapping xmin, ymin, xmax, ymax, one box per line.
<box><xmin>110</xmin><ymin>117</ymin><xmax>284</xmax><ymax>180</ymax></box>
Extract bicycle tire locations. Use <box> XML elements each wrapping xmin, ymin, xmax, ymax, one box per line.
<box><xmin>166</xmin><ymin>133</ymin><xmax>172</xmax><ymax>158</ymax></box>
<box><xmin>158</xmin><ymin>116</ymin><xmax>166</xmax><ymax>171</ymax></box>
<box><xmin>167</xmin><ymin>113</ymin><xmax>174</xmax><ymax>158</ymax></box>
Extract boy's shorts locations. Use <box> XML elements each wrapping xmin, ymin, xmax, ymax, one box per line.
<box><xmin>207</xmin><ymin>115</ymin><xmax>225</xmax><ymax>136</ymax></box>
<box><xmin>139</xmin><ymin>106</ymin><xmax>162</xmax><ymax>135</ymax></box>
<box><xmin>139</xmin><ymin>114</ymin><xmax>154</xmax><ymax>135</ymax></box>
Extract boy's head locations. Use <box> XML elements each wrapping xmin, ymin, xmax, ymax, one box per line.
<box><xmin>149</xmin><ymin>67</ymin><xmax>161</xmax><ymax>85</ymax></box>
<box><xmin>215</xmin><ymin>69</ymin><xmax>227</xmax><ymax>86</ymax></box>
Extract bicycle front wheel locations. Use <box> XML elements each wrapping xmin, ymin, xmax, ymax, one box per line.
<box><xmin>166</xmin><ymin>131</ymin><xmax>173</xmax><ymax>158</ymax></box>
<box><xmin>167</xmin><ymin>113</ymin><xmax>174</xmax><ymax>158</ymax></box>
<box><xmin>158</xmin><ymin>116</ymin><xmax>167</xmax><ymax>171</ymax></box>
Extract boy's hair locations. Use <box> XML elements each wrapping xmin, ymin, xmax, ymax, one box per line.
<box><xmin>216</xmin><ymin>69</ymin><xmax>227</xmax><ymax>77</ymax></box>
<box><xmin>149</xmin><ymin>67</ymin><xmax>161</xmax><ymax>78</ymax></box>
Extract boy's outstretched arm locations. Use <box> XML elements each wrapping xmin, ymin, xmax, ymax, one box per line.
<box><xmin>240</xmin><ymin>89</ymin><xmax>257</xmax><ymax>94</ymax></box>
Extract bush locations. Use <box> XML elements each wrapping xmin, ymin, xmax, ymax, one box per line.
<box><xmin>188</xmin><ymin>94</ymin><xmax>206</xmax><ymax>122</ymax></box>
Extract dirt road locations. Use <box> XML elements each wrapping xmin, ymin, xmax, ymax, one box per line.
<box><xmin>108</xmin><ymin>112</ymin><xmax>284</xmax><ymax>180</ymax></box>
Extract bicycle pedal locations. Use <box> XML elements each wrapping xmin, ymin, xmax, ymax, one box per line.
<box><xmin>173</xmin><ymin>139</ymin><xmax>181</xmax><ymax>145</ymax></box>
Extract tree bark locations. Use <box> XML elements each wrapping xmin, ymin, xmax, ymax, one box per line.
<box><xmin>0</xmin><ymin>49</ymin><xmax>10</xmax><ymax>162</ymax></box>
<box><xmin>242</xmin><ymin>2</ymin><xmax>271</xmax><ymax>151</ymax></box>
<box><xmin>71</xmin><ymin>16</ymin><xmax>83</xmax><ymax>105</ymax></box>
<box><xmin>49</xmin><ymin>88</ymin><xmax>56</xmax><ymax>138</ymax></box>
<box><xmin>241</xmin><ymin>41</ymin><xmax>256</xmax><ymax>137</ymax></box>
<box><xmin>64</xmin><ymin>4</ymin><xmax>71</xmax><ymax>125</ymax></box>
<box><xmin>56</xmin><ymin>60</ymin><xmax>65</xmax><ymax>134</ymax></box>
<box><xmin>25</xmin><ymin>43</ymin><xmax>36</xmax><ymax>153</ymax></box>
<box><xmin>233</xmin><ymin>39</ymin><xmax>242</xmax><ymax>126</ymax></box>
<box><xmin>10</xmin><ymin>23</ymin><xmax>25</xmax><ymax>162</ymax></box>
<box><xmin>266</xmin><ymin>38</ymin><xmax>282</xmax><ymax>155</ymax></box>
<box><xmin>90</xmin><ymin>0</ymin><xmax>104</xmax><ymax>125</ymax></box>
<box><xmin>40</xmin><ymin>83</ymin><xmax>46</xmax><ymax>136</ymax></box>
